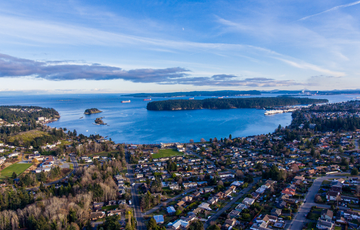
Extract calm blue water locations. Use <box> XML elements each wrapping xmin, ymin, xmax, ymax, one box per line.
<box><xmin>0</xmin><ymin>93</ymin><xmax>358</xmax><ymax>144</ymax></box>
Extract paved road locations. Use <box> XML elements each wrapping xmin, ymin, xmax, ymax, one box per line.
<box><xmin>204</xmin><ymin>178</ymin><xmax>260</xmax><ymax>229</ymax></box>
<box><xmin>126</xmin><ymin>155</ymin><xmax>146</xmax><ymax>230</ymax></box>
<box><xmin>289</xmin><ymin>173</ymin><xmax>358</xmax><ymax>230</ymax></box>
<box><xmin>144</xmin><ymin>188</ymin><xmax>196</xmax><ymax>215</ymax></box>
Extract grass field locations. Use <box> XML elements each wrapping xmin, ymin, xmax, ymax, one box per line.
<box><xmin>90</xmin><ymin>150</ymin><xmax>119</xmax><ymax>157</ymax></box>
<box><xmin>0</xmin><ymin>163</ymin><xmax>33</xmax><ymax>179</ymax></box>
<box><xmin>152</xmin><ymin>149</ymin><xmax>184</xmax><ymax>159</ymax></box>
<box><xmin>8</xmin><ymin>130</ymin><xmax>49</xmax><ymax>144</ymax></box>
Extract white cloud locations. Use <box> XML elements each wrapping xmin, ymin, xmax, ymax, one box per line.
<box><xmin>299</xmin><ymin>0</ymin><xmax>360</xmax><ymax>21</ymax></box>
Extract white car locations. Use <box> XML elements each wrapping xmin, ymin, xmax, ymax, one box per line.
<box><xmin>132</xmin><ymin>183</ymin><xmax>135</xmax><ymax>186</ymax></box>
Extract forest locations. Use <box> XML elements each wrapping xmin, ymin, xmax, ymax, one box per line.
<box><xmin>0</xmin><ymin>106</ymin><xmax>59</xmax><ymax>123</ymax></box>
<box><xmin>84</xmin><ymin>108</ymin><xmax>102</xmax><ymax>115</ymax></box>
<box><xmin>147</xmin><ymin>97</ymin><xmax>328</xmax><ymax>111</ymax></box>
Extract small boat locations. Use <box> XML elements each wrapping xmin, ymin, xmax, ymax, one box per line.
<box><xmin>143</xmin><ymin>98</ymin><xmax>152</xmax><ymax>101</ymax></box>
<box><xmin>218</xmin><ymin>96</ymin><xmax>224</xmax><ymax>99</ymax></box>
<box><xmin>189</xmin><ymin>97</ymin><xmax>194</xmax><ymax>100</ymax></box>
<box><xmin>121</xmin><ymin>100</ymin><xmax>131</xmax><ymax>103</ymax></box>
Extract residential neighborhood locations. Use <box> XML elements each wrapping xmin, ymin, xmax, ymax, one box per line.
<box><xmin>1</xmin><ymin>102</ymin><xmax>360</xmax><ymax>230</ymax></box>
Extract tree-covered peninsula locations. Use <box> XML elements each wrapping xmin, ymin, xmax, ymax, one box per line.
<box><xmin>146</xmin><ymin>97</ymin><xmax>328</xmax><ymax>111</ymax></box>
<box><xmin>84</xmin><ymin>108</ymin><xmax>102</xmax><ymax>115</ymax></box>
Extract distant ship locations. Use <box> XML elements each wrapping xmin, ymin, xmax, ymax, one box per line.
<box><xmin>143</xmin><ymin>98</ymin><xmax>152</xmax><ymax>101</ymax></box>
<box><xmin>121</xmin><ymin>100</ymin><xmax>131</xmax><ymax>103</ymax></box>
<box><xmin>218</xmin><ymin>97</ymin><xmax>224</xmax><ymax>99</ymax></box>
<box><xmin>189</xmin><ymin>97</ymin><xmax>194</xmax><ymax>100</ymax></box>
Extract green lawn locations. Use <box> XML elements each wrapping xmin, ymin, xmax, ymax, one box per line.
<box><xmin>102</xmin><ymin>205</ymin><xmax>119</xmax><ymax>211</ymax></box>
<box><xmin>152</xmin><ymin>149</ymin><xmax>184</xmax><ymax>159</ymax></box>
<box><xmin>0</xmin><ymin>163</ymin><xmax>33</xmax><ymax>179</ymax></box>
<box><xmin>90</xmin><ymin>150</ymin><xmax>118</xmax><ymax>157</ymax></box>
<box><xmin>8</xmin><ymin>130</ymin><xmax>49</xmax><ymax>145</ymax></box>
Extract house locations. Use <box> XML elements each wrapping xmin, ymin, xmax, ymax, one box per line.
<box><xmin>250</xmin><ymin>222</ymin><xmax>270</xmax><ymax>230</ymax></box>
<box><xmin>183</xmin><ymin>182</ymin><xmax>197</xmax><ymax>189</ymax></box>
<box><xmin>316</xmin><ymin>219</ymin><xmax>334</xmax><ymax>230</ymax></box>
<box><xmin>271</xmin><ymin>209</ymin><xmax>282</xmax><ymax>217</ymax></box>
<box><xmin>168</xmin><ymin>219</ymin><xmax>189</xmax><ymax>230</ymax></box>
<box><xmin>198</xmin><ymin>203</ymin><xmax>212</xmax><ymax>211</ymax></box>
<box><xmin>107</xmin><ymin>200</ymin><xmax>117</xmax><ymax>206</ymax></box>
<box><xmin>177</xmin><ymin>201</ymin><xmax>185</xmax><ymax>207</ymax></box>
<box><xmin>257</xmin><ymin>215</ymin><xmax>278</xmax><ymax>224</ymax></box>
<box><xmin>276</xmin><ymin>200</ymin><xmax>287</xmax><ymax>209</ymax></box>
<box><xmin>167</xmin><ymin>206</ymin><xmax>176</xmax><ymax>214</ymax></box>
<box><xmin>321</xmin><ymin>209</ymin><xmax>333</xmax><ymax>221</ymax></box>
<box><xmin>224</xmin><ymin>188</ymin><xmax>234</xmax><ymax>197</ymax></box>
<box><xmin>208</xmin><ymin>197</ymin><xmax>218</xmax><ymax>205</ymax></box>
<box><xmin>169</xmin><ymin>183</ymin><xmax>181</xmax><ymax>190</ymax></box>
<box><xmin>242</xmin><ymin>197</ymin><xmax>255</xmax><ymax>207</ymax></box>
<box><xmin>235</xmin><ymin>203</ymin><xmax>247</xmax><ymax>212</ymax></box>
<box><xmin>326</xmin><ymin>191</ymin><xmax>341</xmax><ymax>202</ymax></box>
<box><xmin>223</xmin><ymin>218</ymin><xmax>236</xmax><ymax>229</ymax></box>
<box><xmin>228</xmin><ymin>210</ymin><xmax>241</xmax><ymax>219</ymax></box>
<box><xmin>231</xmin><ymin>181</ymin><xmax>244</xmax><ymax>187</ymax></box>
<box><xmin>90</xmin><ymin>211</ymin><xmax>105</xmax><ymax>220</ymax></box>
<box><xmin>215</xmin><ymin>192</ymin><xmax>225</xmax><ymax>199</ymax></box>
<box><xmin>281</xmin><ymin>188</ymin><xmax>296</xmax><ymax>196</ymax></box>
<box><xmin>7</xmin><ymin>152</ymin><xmax>19</xmax><ymax>158</ymax></box>
<box><xmin>0</xmin><ymin>156</ymin><xmax>6</xmax><ymax>165</ymax></box>
<box><xmin>93</xmin><ymin>202</ymin><xmax>104</xmax><ymax>211</ymax></box>
<box><xmin>153</xmin><ymin>215</ymin><xmax>164</xmax><ymax>224</ymax></box>
<box><xmin>182</xmin><ymin>196</ymin><xmax>193</xmax><ymax>203</ymax></box>
<box><xmin>251</xmin><ymin>192</ymin><xmax>260</xmax><ymax>200</ymax></box>
<box><xmin>107</xmin><ymin>210</ymin><xmax>122</xmax><ymax>217</ymax></box>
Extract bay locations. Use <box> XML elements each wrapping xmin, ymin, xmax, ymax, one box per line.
<box><xmin>0</xmin><ymin>93</ymin><xmax>358</xmax><ymax>144</ymax></box>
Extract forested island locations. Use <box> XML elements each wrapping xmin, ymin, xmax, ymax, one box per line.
<box><xmin>125</xmin><ymin>90</ymin><xmax>261</xmax><ymax>98</ymax></box>
<box><xmin>84</xmin><ymin>108</ymin><xmax>102</xmax><ymax>115</ymax></box>
<box><xmin>146</xmin><ymin>97</ymin><xmax>328</xmax><ymax>111</ymax></box>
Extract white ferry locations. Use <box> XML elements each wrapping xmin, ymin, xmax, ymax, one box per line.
<box><xmin>265</xmin><ymin>110</ymin><xmax>284</xmax><ymax>115</ymax></box>
<box><xmin>121</xmin><ymin>100</ymin><xmax>131</xmax><ymax>103</ymax></box>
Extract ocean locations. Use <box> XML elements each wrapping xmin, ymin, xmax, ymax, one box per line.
<box><xmin>0</xmin><ymin>93</ymin><xmax>358</xmax><ymax>144</ymax></box>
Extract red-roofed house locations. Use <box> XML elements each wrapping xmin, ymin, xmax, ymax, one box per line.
<box><xmin>281</xmin><ymin>188</ymin><xmax>296</xmax><ymax>196</ymax></box>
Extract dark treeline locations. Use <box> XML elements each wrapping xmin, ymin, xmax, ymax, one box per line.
<box><xmin>147</xmin><ymin>97</ymin><xmax>328</xmax><ymax>111</ymax></box>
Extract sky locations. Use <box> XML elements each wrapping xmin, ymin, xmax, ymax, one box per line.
<box><xmin>1</xmin><ymin>0</ymin><xmax>360</xmax><ymax>94</ymax></box>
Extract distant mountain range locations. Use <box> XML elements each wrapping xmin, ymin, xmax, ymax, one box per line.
<box><xmin>124</xmin><ymin>90</ymin><xmax>261</xmax><ymax>97</ymax></box>
<box><xmin>125</xmin><ymin>89</ymin><xmax>360</xmax><ymax>98</ymax></box>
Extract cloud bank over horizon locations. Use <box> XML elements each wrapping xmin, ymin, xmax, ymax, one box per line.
<box><xmin>0</xmin><ymin>53</ymin><xmax>302</xmax><ymax>88</ymax></box>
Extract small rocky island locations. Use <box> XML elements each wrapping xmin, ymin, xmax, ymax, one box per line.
<box><xmin>84</xmin><ymin>108</ymin><xmax>102</xmax><ymax>115</ymax></box>
<box><xmin>94</xmin><ymin>117</ymin><xmax>106</xmax><ymax>125</ymax></box>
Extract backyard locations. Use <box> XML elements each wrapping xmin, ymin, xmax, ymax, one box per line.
<box><xmin>152</xmin><ymin>149</ymin><xmax>184</xmax><ymax>159</ymax></box>
<box><xmin>0</xmin><ymin>163</ymin><xmax>33</xmax><ymax>180</ymax></box>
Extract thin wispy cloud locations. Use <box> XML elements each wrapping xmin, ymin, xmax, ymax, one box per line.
<box><xmin>299</xmin><ymin>1</ymin><xmax>360</xmax><ymax>21</ymax></box>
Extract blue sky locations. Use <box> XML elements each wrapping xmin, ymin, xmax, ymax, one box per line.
<box><xmin>1</xmin><ymin>0</ymin><xmax>360</xmax><ymax>93</ymax></box>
